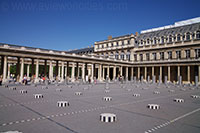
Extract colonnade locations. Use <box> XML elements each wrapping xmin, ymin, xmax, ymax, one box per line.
<box><xmin>0</xmin><ymin>55</ymin><xmax>200</xmax><ymax>84</ymax></box>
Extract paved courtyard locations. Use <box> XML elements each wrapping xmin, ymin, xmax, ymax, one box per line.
<box><xmin>0</xmin><ymin>81</ymin><xmax>200</xmax><ymax>133</ymax></box>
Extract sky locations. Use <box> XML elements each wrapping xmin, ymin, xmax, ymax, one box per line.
<box><xmin>0</xmin><ymin>0</ymin><xmax>199</xmax><ymax>51</ymax></box>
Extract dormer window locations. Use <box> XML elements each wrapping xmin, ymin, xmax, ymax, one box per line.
<box><xmin>186</xmin><ymin>32</ymin><xmax>190</xmax><ymax>40</ymax></box>
<box><xmin>154</xmin><ymin>37</ymin><xmax>157</xmax><ymax>44</ymax></box>
<box><xmin>196</xmin><ymin>31</ymin><xmax>200</xmax><ymax>39</ymax></box>
<box><xmin>169</xmin><ymin>35</ymin><xmax>172</xmax><ymax>43</ymax></box>
<box><xmin>116</xmin><ymin>42</ymin><xmax>119</xmax><ymax>46</ymax></box>
<box><xmin>121</xmin><ymin>41</ymin><xmax>124</xmax><ymax>46</ymax></box>
<box><xmin>177</xmin><ymin>34</ymin><xmax>181</xmax><ymax>41</ymax></box>
<box><xmin>161</xmin><ymin>36</ymin><xmax>165</xmax><ymax>44</ymax></box>
<box><xmin>147</xmin><ymin>39</ymin><xmax>150</xmax><ymax>44</ymax></box>
<box><xmin>127</xmin><ymin>40</ymin><xmax>130</xmax><ymax>45</ymax></box>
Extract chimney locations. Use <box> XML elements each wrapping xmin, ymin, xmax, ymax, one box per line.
<box><xmin>108</xmin><ymin>35</ymin><xmax>112</xmax><ymax>40</ymax></box>
<box><xmin>135</xmin><ymin>32</ymin><xmax>139</xmax><ymax>36</ymax></box>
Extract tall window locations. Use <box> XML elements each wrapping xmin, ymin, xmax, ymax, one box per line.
<box><xmin>102</xmin><ymin>45</ymin><xmax>104</xmax><ymax>48</ymax></box>
<box><xmin>146</xmin><ymin>53</ymin><xmax>150</xmax><ymax>61</ymax></box>
<box><xmin>121</xmin><ymin>41</ymin><xmax>124</xmax><ymax>46</ymax></box>
<box><xmin>115</xmin><ymin>52</ymin><xmax>119</xmax><ymax>59</ymax></box>
<box><xmin>169</xmin><ymin>35</ymin><xmax>172</xmax><ymax>43</ymax></box>
<box><xmin>140</xmin><ymin>54</ymin><xmax>143</xmax><ymax>61</ymax></box>
<box><xmin>111</xmin><ymin>43</ymin><xmax>113</xmax><ymax>47</ymax></box>
<box><xmin>186</xmin><ymin>32</ymin><xmax>190</xmax><ymax>40</ymax></box>
<box><xmin>152</xmin><ymin>53</ymin><xmax>157</xmax><ymax>60</ymax></box>
<box><xmin>126</xmin><ymin>50</ymin><xmax>130</xmax><ymax>61</ymax></box>
<box><xmin>168</xmin><ymin>51</ymin><xmax>172</xmax><ymax>59</ymax></box>
<box><xmin>116</xmin><ymin>42</ymin><xmax>119</xmax><ymax>46</ymax></box>
<box><xmin>196</xmin><ymin>31</ymin><xmax>200</xmax><ymax>39</ymax></box>
<box><xmin>127</xmin><ymin>40</ymin><xmax>130</xmax><ymax>45</ymax></box>
<box><xmin>106</xmin><ymin>44</ymin><xmax>108</xmax><ymax>48</ymax></box>
<box><xmin>154</xmin><ymin>37</ymin><xmax>157</xmax><ymax>45</ymax></box>
<box><xmin>185</xmin><ymin>50</ymin><xmax>190</xmax><ymax>59</ymax></box>
<box><xmin>176</xmin><ymin>51</ymin><xmax>181</xmax><ymax>59</ymax></box>
<box><xmin>105</xmin><ymin>52</ymin><xmax>108</xmax><ymax>58</ymax></box>
<box><xmin>161</xmin><ymin>36</ymin><xmax>165</xmax><ymax>44</ymax></box>
<box><xmin>121</xmin><ymin>51</ymin><xmax>124</xmax><ymax>60</ymax></box>
<box><xmin>141</xmin><ymin>40</ymin><xmax>143</xmax><ymax>45</ymax></box>
<box><xmin>195</xmin><ymin>49</ymin><xmax>200</xmax><ymax>58</ymax></box>
<box><xmin>134</xmin><ymin>54</ymin><xmax>137</xmax><ymax>61</ymax></box>
<box><xmin>160</xmin><ymin>52</ymin><xmax>164</xmax><ymax>60</ymax></box>
<box><xmin>177</xmin><ymin>34</ymin><xmax>181</xmax><ymax>41</ymax></box>
<box><xmin>147</xmin><ymin>39</ymin><xmax>150</xmax><ymax>45</ymax></box>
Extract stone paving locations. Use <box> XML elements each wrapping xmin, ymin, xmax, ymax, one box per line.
<box><xmin>0</xmin><ymin>81</ymin><xmax>200</xmax><ymax>133</ymax></box>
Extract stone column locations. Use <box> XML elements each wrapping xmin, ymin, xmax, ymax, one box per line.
<box><xmin>82</xmin><ymin>64</ymin><xmax>85</xmax><ymax>81</ymax></box>
<box><xmin>144</xmin><ymin>67</ymin><xmax>147</xmax><ymax>81</ymax></box>
<box><xmin>168</xmin><ymin>66</ymin><xmax>170</xmax><ymax>82</ymax></box>
<box><xmin>187</xmin><ymin>66</ymin><xmax>190</xmax><ymax>83</ymax></box>
<box><xmin>126</xmin><ymin>67</ymin><xmax>128</xmax><ymax>80</ymax></box>
<box><xmin>113</xmin><ymin>66</ymin><xmax>116</xmax><ymax>80</ymax></box>
<box><xmin>76</xmin><ymin>62</ymin><xmax>79</xmax><ymax>79</ymax></box>
<box><xmin>61</xmin><ymin>62</ymin><xmax>64</xmax><ymax>82</ymax></box>
<box><xmin>65</xmin><ymin>66</ymin><xmax>67</xmax><ymax>78</ymax></box>
<box><xmin>138</xmin><ymin>67</ymin><xmax>140</xmax><ymax>80</ymax></box>
<box><xmin>131</xmin><ymin>67</ymin><xmax>134</xmax><ymax>80</ymax></box>
<box><xmin>152</xmin><ymin>66</ymin><xmax>154</xmax><ymax>77</ymax></box>
<box><xmin>160</xmin><ymin>66</ymin><xmax>162</xmax><ymax>80</ymax></box>
<box><xmin>103</xmin><ymin>66</ymin><xmax>105</xmax><ymax>80</ymax></box>
<box><xmin>20</xmin><ymin>58</ymin><xmax>24</xmax><ymax>81</ymax></box>
<box><xmin>3</xmin><ymin>56</ymin><xmax>7</xmax><ymax>83</ymax></box>
<box><xmin>35</xmin><ymin>59</ymin><xmax>39</xmax><ymax>82</ymax></box>
<box><xmin>49</xmin><ymin>60</ymin><xmax>53</xmax><ymax>80</ymax></box>
<box><xmin>107</xmin><ymin>66</ymin><xmax>110</xmax><ymax>79</ymax></box>
<box><xmin>58</xmin><ymin>66</ymin><xmax>61</xmax><ymax>79</ymax></box>
<box><xmin>7</xmin><ymin>63</ymin><xmax>11</xmax><ymax>79</ymax></box>
<box><xmin>71</xmin><ymin>63</ymin><xmax>75</xmax><ymax>81</ymax></box>
<box><xmin>27</xmin><ymin>64</ymin><xmax>30</xmax><ymax>78</ymax></box>
<box><xmin>120</xmin><ymin>66</ymin><xmax>123</xmax><ymax>76</ymax></box>
<box><xmin>98</xmin><ymin>64</ymin><xmax>102</xmax><ymax>81</ymax></box>
<box><xmin>177</xmin><ymin>66</ymin><xmax>180</xmax><ymax>81</ymax></box>
<box><xmin>91</xmin><ymin>64</ymin><xmax>94</xmax><ymax>82</ymax></box>
<box><xmin>16</xmin><ymin>57</ymin><xmax>20</xmax><ymax>78</ymax></box>
<box><xmin>199</xmin><ymin>65</ymin><xmax>200</xmax><ymax>83</ymax></box>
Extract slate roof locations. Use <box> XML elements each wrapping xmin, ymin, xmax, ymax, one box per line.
<box><xmin>67</xmin><ymin>47</ymin><xmax>94</xmax><ymax>54</ymax></box>
<box><xmin>136</xmin><ymin>22</ymin><xmax>200</xmax><ymax>40</ymax></box>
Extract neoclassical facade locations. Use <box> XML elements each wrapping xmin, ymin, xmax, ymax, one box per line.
<box><xmin>0</xmin><ymin>17</ymin><xmax>200</xmax><ymax>84</ymax></box>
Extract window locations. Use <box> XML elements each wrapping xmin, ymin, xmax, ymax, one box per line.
<box><xmin>146</xmin><ymin>53</ymin><xmax>150</xmax><ymax>61</ymax></box>
<box><xmin>121</xmin><ymin>51</ymin><xmax>124</xmax><ymax>60</ymax></box>
<box><xmin>160</xmin><ymin>52</ymin><xmax>164</xmax><ymax>60</ymax></box>
<box><xmin>161</xmin><ymin>36</ymin><xmax>165</xmax><ymax>44</ymax></box>
<box><xmin>140</xmin><ymin>54</ymin><xmax>143</xmax><ymax>61</ymax></box>
<box><xmin>154</xmin><ymin>37</ymin><xmax>157</xmax><ymax>45</ymax></box>
<box><xmin>106</xmin><ymin>44</ymin><xmax>108</xmax><ymax>48</ymax></box>
<box><xmin>168</xmin><ymin>51</ymin><xmax>172</xmax><ymax>59</ymax></box>
<box><xmin>127</xmin><ymin>40</ymin><xmax>130</xmax><ymax>45</ymax></box>
<box><xmin>102</xmin><ymin>45</ymin><xmax>104</xmax><ymax>48</ymax></box>
<box><xmin>126</xmin><ymin>50</ymin><xmax>130</xmax><ymax>61</ymax></box>
<box><xmin>152</xmin><ymin>53</ymin><xmax>157</xmax><ymax>60</ymax></box>
<box><xmin>111</xmin><ymin>43</ymin><xmax>113</xmax><ymax>47</ymax></box>
<box><xmin>147</xmin><ymin>39</ymin><xmax>150</xmax><ymax>45</ymax></box>
<box><xmin>121</xmin><ymin>41</ymin><xmax>124</xmax><ymax>46</ymax></box>
<box><xmin>196</xmin><ymin>31</ymin><xmax>200</xmax><ymax>39</ymax></box>
<box><xmin>186</xmin><ymin>32</ymin><xmax>190</xmax><ymax>40</ymax></box>
<box><xmin>115</xmin><ymin>52</ymin><xmax>119</xmax><ymax>59</ymax></box>
<box><xmin>169</xmin><ymin>35</ymin><xmax>172</xmax><ymax>43</ymax></box>
<box><xmin>176</xmin><ymin>51</ymin><xmax>181</xmax><ymax>59</ymax></box>
<box><xmin>116</xmin><ymin>42</ymin><xmax>119</xmax><ymax>46</ymax></box>
<box><xmin>134</xmin><ymin>54</ymin><xmax>137</xmax><ymax>61</ymax></box>
<box><xmin>177</xmin><ymin>34</ymin><xmax>181</xmax><ymax>41</ymax></box>
<box><xmin>141</xmin><ymin>40</ymin><xmax>143</xmax><ymax>45</ymax></box>
<box><xmin>195</xmin><ymin>49</ymin><xmax>200</xmax><ymax>58</ymax></box>
<box><xmin>185</xmin><ymin>50</ymin><xmax>190</xmax><ymax>59</ymax></box>
<box><xmin>182</xmin><ymin>35</ymin><xmax>185</xmax><ymax>40</ymax></box>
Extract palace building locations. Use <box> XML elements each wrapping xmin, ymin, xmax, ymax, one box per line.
<box><xmin>0</xmin><ymin>17</ymin><xmax>200</xmax><ymax>84</ymax></box>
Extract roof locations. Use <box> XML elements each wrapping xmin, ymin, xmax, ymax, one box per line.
<box><xmin>67</xmin><ymin>47</ymin><xmax>94</xmax><ymax>54</ymax></box>
<box><xmin>137</xmin><ymin>22</ymin><xmax>200</xmax><ymax>40</ymax></box>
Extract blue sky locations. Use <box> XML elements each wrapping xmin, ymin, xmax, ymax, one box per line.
<box><xmin>0</xmin><ymin>0</ymin><xmax>199</xmax><ymax>51</ymax></box>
